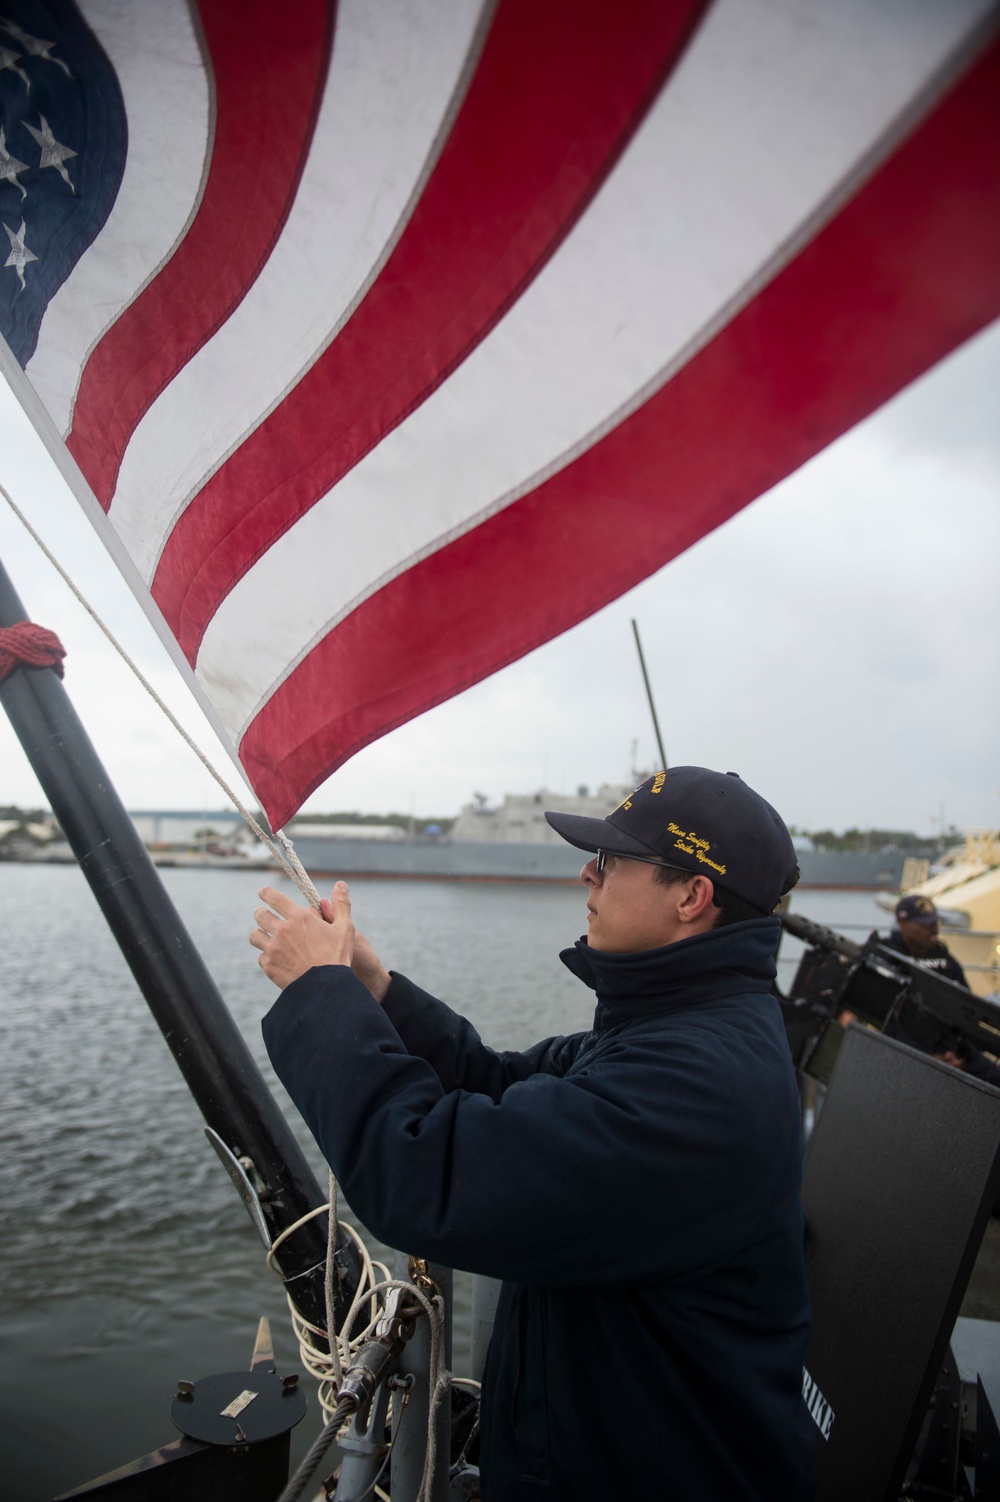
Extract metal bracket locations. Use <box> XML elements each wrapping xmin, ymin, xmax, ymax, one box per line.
<box><xmin>375</xmin><ymin>1284</ymin><xmax>421</xmax><ymax>1345</ymax></box>
<box><xmin>205</xmin><ymin>1128</ymin><xmax>271</xmax><ymax>1248</ymax></box>
<box><xmin>330</xmin><ymin>1358</ymin><xmax>396</xmax><ymax>1502</ymax></box>
<box><xmin>408</xmin><ymin>1254</ymin><xmax>442</xmax><ymax>1300</ymax></box>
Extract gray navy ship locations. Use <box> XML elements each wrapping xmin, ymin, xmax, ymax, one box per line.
<box><xmin>284</xmin><ymin>785</ymin><xmax>907</xmax><ymax>890</ymax></box>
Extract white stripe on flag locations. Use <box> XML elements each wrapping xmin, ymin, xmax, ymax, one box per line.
<box><xmin>195</xmin><ymin>0</ymin><xmax>989</xmax><ymax>742</ymax></box>
<box><xmin>107</xmin><ymin>0</ymin><xmax>493</xmax><ymax>582</ymax></box>
<box><xmin>26</xmin><ymin>0</ymin><xmax>211</xmax><ymax>436</ymax></box>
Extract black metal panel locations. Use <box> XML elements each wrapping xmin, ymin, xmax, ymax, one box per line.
<box><xmin>976</xmin><ymin>1376</ymin><xmax>1000</xmax><ymax>1499</ymax></box>
<box><xmin>837</xmin><ymin>955</ymin><xmax>902</xmax><ymax>1028</ymax></box>
<box><xmin>53</xmin><ymin>1433</ymin><xmax>291</xmax><ymax>1502</ymax></box>
<box><xmin>800</xmin><ymin>1018</ymin><xmax>846</xmax><ymax>1087</ymax></box>
<box><xmin>904</xmin><ymin>1345</ymin><xmax>963</xmax><ymax>1498</ymax></box>
<box><xmin>802</xmin><ymin>1026</ymin><xmax>1000</xmax><ymax>1502</ymax></box>
<box><xmin>789</xmin><ymin>948</ymin><xmax>853</xmax><ymax>1008</ymax></box>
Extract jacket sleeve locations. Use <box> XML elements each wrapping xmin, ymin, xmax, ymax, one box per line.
<box><xmin>262</xmin><ymin>966</ymin><xmax>795</xmax><ymax>1287</ymax></box>
<box><xmin>380</xmin><ymin>971</ymin><xmax>584</xmax><ymax>1098</ymax></box>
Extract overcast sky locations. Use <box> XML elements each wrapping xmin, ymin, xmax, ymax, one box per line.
<box><xmin>1</xmin><ymin>318</ymin><xmax>998</xmax><ymax>836</ymax></box>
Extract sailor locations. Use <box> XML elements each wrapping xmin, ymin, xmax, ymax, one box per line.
<box><xmin>877</xmin><ymin>893</ymin><xmax>1000</xmax><ymax>1082</ymax></box>
<box><xmin>882</xmin><ymin>893</ymin><xmax>970</xmax><ymax>988</ymax></box>
<box><xmin>252</xmin><ymin>766</ymin><xmax>817</xmax><ymax>1501</ymax></box>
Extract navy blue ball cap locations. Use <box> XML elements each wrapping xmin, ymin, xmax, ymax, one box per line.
<box><xmin>544</xmin><ymin>766</ymin><xmax>799</xmax><ymax>913</ymax></box>
<box><xmin>895</xmin><ymin>893</ymin><xmax>938</xmax><ymax>925</ymax></box>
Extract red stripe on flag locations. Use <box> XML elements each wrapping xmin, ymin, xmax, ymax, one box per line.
<box><xmin>66</xmin><ymin>0</ymin><xmax>335</xmax><ymax>507</ymax></box>
<box><xmin>237</xmin><ymin>36</ymin><xmax>1000</xmax><ymax>831</ymax></box>
<box><xmin>153</xmin><ymin>0</ymin><xmax>711</xmax><ymax>660</ymax></box>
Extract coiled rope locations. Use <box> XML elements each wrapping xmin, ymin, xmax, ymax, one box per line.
<box><xmin>0</xmin><ymin>620</ymin><xmax>66</xmax><ymax>679</ymax></box>
<box><xmin>267</xmin><ymin>1190</ymin><xmax>391</xmax><ymax>1419</ymax></box>
<box><xmin>269</xmin><ymin>1176</ymin><xmax>449</xmax><ymax>1502</ymax></box>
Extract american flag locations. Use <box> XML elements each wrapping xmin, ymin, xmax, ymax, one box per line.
<box><xmin>1</xmin><ymin>0</ymin><xmax>998</xmax><ymax>829</ymax></box>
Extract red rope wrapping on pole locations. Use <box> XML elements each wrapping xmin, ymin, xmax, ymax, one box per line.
<box><xmin>0</xmin><ymin>621</ymin><xmax>66</xmax><ymax>681</ymax></box>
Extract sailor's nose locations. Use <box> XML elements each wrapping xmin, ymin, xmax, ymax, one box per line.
<box><xmin>581</xmin><ymin>857</ymin><xmax>601</xmax><ymax>887</ymax></box>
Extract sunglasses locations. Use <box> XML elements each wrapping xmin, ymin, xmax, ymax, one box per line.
<box><xmin>595</xmin><ymin>848</ymin><xmax>693</xmax><ymax>876</ymax></box>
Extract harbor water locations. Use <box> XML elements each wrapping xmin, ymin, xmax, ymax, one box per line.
<box><xmin>1</xmin><ymin>865</ymin><xmax>888</xmax><ymax>1500</ymax></box>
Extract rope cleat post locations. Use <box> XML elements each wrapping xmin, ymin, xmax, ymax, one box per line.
<box><xmin>319</xmin><ymin>1288</ymin><xmax>422</xmax><ymax>1502</ymax></box>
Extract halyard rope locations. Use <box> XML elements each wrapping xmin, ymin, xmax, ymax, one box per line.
<box><xmin>0</xmin><ymin>483</ymin><xmax>321</xmax><ymax>907</ymax></box>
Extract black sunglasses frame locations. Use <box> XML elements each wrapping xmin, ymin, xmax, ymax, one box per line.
<box><xmin>595</xmin><ymin>848</ymin><xmax>693</xmax><ymax>876</ymax></box>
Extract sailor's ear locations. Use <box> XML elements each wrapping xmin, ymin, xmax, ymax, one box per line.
<box><xmin>676</xmin><ymin>874</ymin><xmax>716</xmax><ymax>924</ymax></box>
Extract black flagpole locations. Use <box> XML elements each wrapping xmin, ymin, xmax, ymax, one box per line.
<box><xmin>0</xmin><ymin>554</ymin><xmax>360</xmax><ymax>1332</ymax></box>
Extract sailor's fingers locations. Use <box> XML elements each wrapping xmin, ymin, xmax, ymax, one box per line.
<box><xmin>329</xmin><ymin>880</ymin><xmax>352</xmax><ymax>924</ymax></box>
<box><xmin>320</xmin><ymin>883</ymin><xmax>353</xmax><ymax>931</ymax></box>
<box><xmin>257</xmin><ymin>885</ymin><xmax>305</xmax><ymax>919</ymax></box>
<box><xmin>251</xmin><ymin>880</ymin><xmax>353</xmax><ymax>988</ymax></box>
<box><xmin>252</xmin><ymin>904</ymin><xmax>282</xmax><ymax>934</ymax></box>
<box><xmin>351</xmin><ymin>928</ymin><xmax>392</xmax><ymax>1004</ymax></box>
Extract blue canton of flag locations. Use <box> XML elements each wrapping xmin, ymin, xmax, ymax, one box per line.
<box><xmin>0</xmin><ymin>0</ymin><xmax>125</xmax><ymax>367</ymax></box>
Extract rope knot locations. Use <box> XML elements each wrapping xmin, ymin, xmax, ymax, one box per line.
<box><xmin>0</xmin><ymin>621</ymin><xmax>66</xmax><ymax>681</ymax></box>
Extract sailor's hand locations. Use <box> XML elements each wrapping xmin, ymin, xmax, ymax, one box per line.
<box><xmin>317</xmin><ymin>895</ymin><xmax>391</xmax><ymax>1003</ymax></box>
<box><xmin>351</xmin><ymin>931</ymin><xmax>391</xmax><ymax>1003</ymax></box>
<box><xmin>251</xmin><ymin>882</ymin><xmax>355</xmax><ymax>989</ymax></box>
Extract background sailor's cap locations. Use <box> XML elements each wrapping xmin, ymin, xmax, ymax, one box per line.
<box><xmin>895</xmin><ymin>893</ymin><xmax>938</xmax><ymax>925</ymax></box>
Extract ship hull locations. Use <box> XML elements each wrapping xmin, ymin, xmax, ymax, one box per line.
<box><xmin>287</xmin><ymin>835</ymin><xmax>906</xmax><ymax>891</ymax></box>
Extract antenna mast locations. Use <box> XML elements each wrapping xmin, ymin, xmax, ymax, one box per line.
<box><xmin>631</xmin><ymin>617</ymin><xmax>668</xmax><ymax>771</ymax></box>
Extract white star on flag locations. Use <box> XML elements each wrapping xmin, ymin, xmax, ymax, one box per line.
<box><xmin>0</xmin><ymin>44</ymin><xmax>29</xmax><ymax>89</ymax></box>
<box><xmin>23</xmin><ymin>114</ymin><xmax>76</xmax><ymax>193</ymax></box>
<box><xmin>0</xmin><ymin>126</ymin><xmax>28</xmax><ymax>198</ymax></box>
<box><xmin>3</xmin><ymin>218</ymin><xmax>37</xmax><ymax>290</ymax></box>
<box><xmin>0</xmin><ymin>20</ymin><xmax>72</xmax><ymax>78</ymax></box>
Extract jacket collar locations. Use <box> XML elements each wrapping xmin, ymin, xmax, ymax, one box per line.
<box><xmin>560</xmin><ymin>918</ymin><xmax>780</xmax><ymax>1028</ymax></box>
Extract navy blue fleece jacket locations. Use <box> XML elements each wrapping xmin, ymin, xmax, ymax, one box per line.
<box><xmin>263</xmin><ymin>918</ymin><xmax>817</xmax><ymax>1501</ymax></box>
